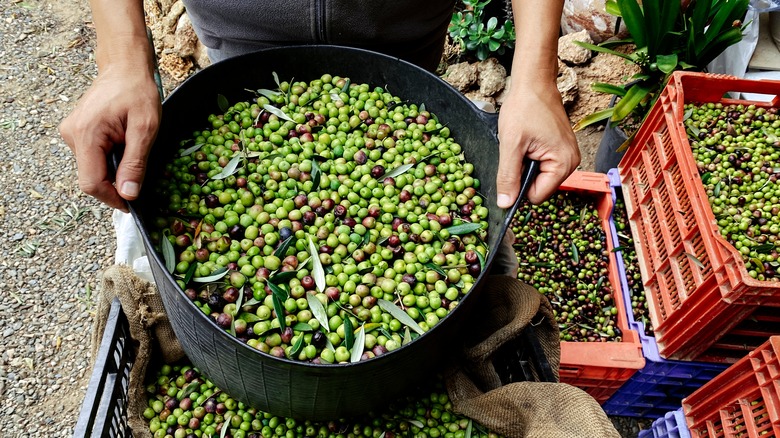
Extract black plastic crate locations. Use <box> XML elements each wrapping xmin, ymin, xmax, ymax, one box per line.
<box><xmin>74</xmin><ymin>298</ymin><xmax>135</xmax><ymax>438</ymax></box>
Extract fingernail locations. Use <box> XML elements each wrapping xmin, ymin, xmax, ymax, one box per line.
<box><xmin>120</xmin><ymin>181</ymin><xmax>140</xmax><ymax>198</ymax></box>
<box><xmin>497</xmin><ymin>194</ymin><xmax>512</xmax><ymax>207</ymax></box>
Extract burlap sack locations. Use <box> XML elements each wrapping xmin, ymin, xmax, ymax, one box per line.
<box><xmin>446</xmin><ymin>276</ymin><xmax>620</xmax><ymax>438</ymax></box>
<box><xmin>91</xmin><ymin>265</ymin><xmax>185</xmax><ymax>438</ymax></box>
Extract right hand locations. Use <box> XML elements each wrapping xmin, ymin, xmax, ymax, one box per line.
<box><xmin>59</xmin><ymin>64</ymin><xmax>161</xmax><ymax>212</ymax></box>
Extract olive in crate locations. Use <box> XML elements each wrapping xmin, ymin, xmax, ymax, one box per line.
<box><xmin>511</xmin><ymin>192</ymin><xmax>621</xmax><ymax>342</ymax></box>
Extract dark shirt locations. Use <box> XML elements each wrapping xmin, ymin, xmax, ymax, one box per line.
<box><xmin>182</xmin><ymin>0</ymin><xmax>456</xmax><ymax>71</ymax></box>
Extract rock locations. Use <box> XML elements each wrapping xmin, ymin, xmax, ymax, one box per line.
<box><xmin>495</xmin><ymin>76</ymin><xmax>511</xmax><ymax>108</ymax></box>
<box><xmin>477</xmin><ymin>58</ymin><xmax>507</xmax><ymax>96</ymax></box>
<box><xmin>557</xmin><ymin>64</ymin><xmax>578</xmax><ymax>107</ymax></box>
<box><xmin>561</xmin><ymin>0</ymin><xmax>628</xmax><ymax>43</ymax></box>
<box><xmin>567</xmin><ymin>48</ymin><xmax>641</xmax><ymax>125</ymax></box>
<box><xmin>463</xmin><ymin>90</ymin><xmax>496</xmax><ymax>109</ymax></box>
<box><xmin>162</xmin><ymin>0</ymin><xmax>186</xmax><ymax>33</ymax></box>
<box><xmin>558</xmin><ymin>30</ymin><xmax>593</xmax><ymax>65</ymax></box>
<box><xmin>159</xmin><ymin>53</ymin><xmax>194</xmax><ymax>83</ymax></box>
<box><xmin>161</xmin><ymin>34</ymin><xmax>176</xmax><ymax>50</ymax></box>
<box><xmin>174</xmin><ymin>12</ymin><xmax>197</xmax><ymax>58</ymax></box>
<box><xmin>194</xmin><ymin>40</ymin><xmax>211</xmax><ymax>69</ymax></box>
<box><xmin>443</xmin><ymin>62</ymin><xmax>478</xmax><ymax>92</ymax></box>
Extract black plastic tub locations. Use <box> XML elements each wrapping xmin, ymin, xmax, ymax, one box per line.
<box><xmin>126</xmin><ymin>45</ymin><xmax>518</xmax><ymax>420</ymax></box>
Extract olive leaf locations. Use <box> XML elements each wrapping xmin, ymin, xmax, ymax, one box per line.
<box><xmin>522</xmin><ymin>210</ymin><xmax>532</xmax><ymax>226</ymax></box>
<box><xmin>683</xmin><ymin>107</ymin><xmax>694</xmax><ymax>121</ymax></box>
<box><xmin>753</xmin><ymin>258</ymin><xmax>765</xmax><ymax>273</ymax></box>
<box><xmin>378</xmin><ymin>163</ymin><xmax>414</xmax><ymax>181</ymax></box>
<box><xmin>324</xmin><ymin>336</ymin><xmax>336</xmax><ymax>353</ymax></box>
<box><xmin>160</xmin><ymin>233</ymin><xmax>176</xmax><ymax>274</ymax></box>
<box><xmin>420</xmin><ymin>150</ymin><xmax>442</xmax><ymax>162</ymax></box>
<box><xmin>181</xmin><ymin>262</ymin><xmax>198</xmax><ymax>285</ymax></box>
<box><xmin>361</xmin><ymin>231</ymin><xmax>371</xmax><ymax>248</ymax></box>
<box><xmin>269</xmin><ymin>270</ymin><xmax>297</xmax><ymax>285</ymax></box>
<box><xmin>596</xmin><ymin>275</ymin><xmax>605</xmax><ymax>291</ymax></box>
<box><xmin>308</xmin><ymin>237</ymin><xmax>326</xmax><ymax>292</ymax></box>
<box><xmin>329</xmin><ymin>93</ymin><xmax>343</xmax><ymax>103</ymax></box>
<box><xmin>243</xmin><ymin>298</ymin><xmax>261</xmax><ymax>307</ymax></box>
<box><xmin>687</xmin><ymin>123</ymin><xmax>701</xmax><ymax>139</ymax></box>
<box><xmin>713</xmin><ymin>181</ymin><xmax>721</xmax><ymax>197</ymax></box>
<box><xmin>271</xmin><ymin>71</ymin><xmax>281</xmax><ymax>88</ymax></box>
<box><xmin>219</xmin><ymin>418</ymin><xmax>230</xmax><ymax>438</ymax></box>
<box><xmin>270</xmin><ymin>292</ymin><xmax>286</xmax><ymax>330</ymax></box>
<box><xmin>350</xmin><ymin>325</ymin><xmax>365</xmax><ymax>363</ymax></box>
<box><xmin>293</xmin><ymin>322</ymin><xmax>314</xmax><ymax>332</ymax></box>
<box><xmin>262</xmin><ymin>104</ymin><xmax>294</xmax><ymax>123</ymax></box>
<box><xmin>212</xmin><ymin>155</ymin><xmax>242</xmax><ymax>180</ymax></box>
<box><xmin>180</xmin><ymin>143</ymin><xmax>204</xmax><ymax>157</ymax></box>
<box><xmin>444</xmin><ymin>222</ymin><xmax>483</xmax><ymax>236</ymax></box>
<box><xmin>274</xmin><ymin>235</ymin><xmax>295</xmax><ymax>258</ymax></box>
<box><xmin>341</xmin><ymin>78</ymin><xmax>351</xmax><ymax>93</ymax></box>
<box><xmin>229</xmin><ymin>285</ymin><xmax>245</xmax><ymax>336</ymax></box>
<box><xmin>290</xmin><ymin>334</ymin><xmax>304</xmax><ymax>357</ymax></box>
<box><xmin>358</xmin><ymin>266</ymin><xmax>374</xmax><ymax>275</ymax></box>
<box><xmin>476</xmin><ymin>249</ymin><xmax>486</xmax><ymax>272</ymax></box>
<box><xmin>378</xmin><ymin>299</ymin><xmax>424</xmax><ymax>335</ymax></box>
<box><xmin>377</xmin><ymin>235</ymin><xmax>390</xmax><ymax>246</ymax></box>
<box><xmin>360</xmin><ymin>323</ymin><xmax>382</xmax><ymax>333</ymax></box>
<box><xmin>685</xmin><ymin>252</ymin><xmax>705</xmax><ymax>270</ymax></box>
<box><xmin>267</xmin><ymin>280</ymin><xmax>289</xmax><ymax>302</ymax></box>
<box><xmin>407</xmin><ymin>419</ymin><xmax>425</xmax><ymax>428</ymax></box>
<box><xmin>239</xmin><ymin>312</ymin><xmax>260</xmax><ymax>323</ymax></box>
<box><xmin>755</xmin><ymin>243</ymin><xmax>775</xmax><ymax>254</ymax></box>
<box><xmin>465</xmin><ymin>419</ymin><xmax>473</xmax><ymax>438</ymax></box>
<box><xmin>343</xmin><ymin>315</ymin><xmax>355</xmax><ymax>350</ymax></box>
<box><xmin>180</xmin><ymin>380</ymin><xmax>200</xmax><ymax>400</ymax></box>
<box><xmin>307</xmin><ymin>293</ymin><xmax>330</xmax><ymax>333</ymax></box>
<box><xmin>257</xmin><ymin>89</ymin><xmax>281</xmax><ymax>101</ymax></box>
<box><xmin>379</xmin><ymin>327</ymin><xmax>393</xmax><ymax>340</ymax></box>
<box><xmin>530</xmin><ymin>262</ymin><xmax>554</xmax><ymax>268</ymax></box>
<box><xmin>402</xmin><ymin>327</ymin><xmax>412</xmax><ymax>345</ymax></box>
<box><xmin>217</xmin><ymin>94</ymin><xmax>230</xmax><ymax>113</ymax></box>
<box><xmin>192</xmin><ymin>267</ymin><xmax>228</xmax><ymax>283</ymax></box>
<box><xmin>419</xmin><ymin>103</ymin><xmax>426</xmax><ymax>112</ymax></box>
<box><xmin>424</xmin><ymin>262</ymin><xmax>447</xmax><ymax>278</ymax></box>
<box><xmin>311</xmin><ymin>160</ymin><xmax>321</xmax><ymax>190</ymax></box>
<box><xmin>571</xmin><ymin>242</ymin><xmax>580</xmax><ymax>264</ymax></box>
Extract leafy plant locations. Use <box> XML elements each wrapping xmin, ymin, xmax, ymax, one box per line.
<box><xmin>573</xmin><ymin>0</ymin><xmax>749</xmax><ymax>137</ymax></box>
<box><xmin>448</xmin><ymin>0</ymin><xmax>516</xmax><ymax>61</ymax></box>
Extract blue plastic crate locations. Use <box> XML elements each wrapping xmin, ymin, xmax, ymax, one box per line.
<box><xmin>601</xmin><ymin>169</ymin><xmax>728</xmax><ymax>418</ymax></box>
<box><xmin>637</xmin><ymin>408</ymin><xmax>691</xmax><ymax>438</ymax></box>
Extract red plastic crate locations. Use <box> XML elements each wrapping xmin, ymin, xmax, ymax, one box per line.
<box><xmin>550</xmin><ymin>172</ymin><xmax>645</xmax><ymax>403</ymax></box>
<box><xmin>683</xmin><ymin>336</ymin><xmax>780</xmax><ymax>437</ymax></box>
<box><xmin>618</xmin><ymin>71</ymin><xmax>780</xmax><ymax>361</ymax></box>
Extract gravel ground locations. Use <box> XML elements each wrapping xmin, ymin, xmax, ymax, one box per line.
<box><xmin>0</xmin><ymin>0</ymin><xmax>650</xmax><ymax>436</ymax></box>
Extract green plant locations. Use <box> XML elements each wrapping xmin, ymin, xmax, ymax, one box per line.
<box><xmin>573</xmin><ymin>0</ymin><xmax>749</xmax><ymax>137</ymax></box>
<box><xmin>448</xmin><ymin>0</ymin><xmax>516</xmax><ymax>61</ymax></box>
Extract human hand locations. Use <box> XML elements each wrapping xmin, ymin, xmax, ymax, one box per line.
<box><xmin>495</xmin><ymin>80</ymin><xmax>580</xmax><ymax>207</ymax></box>
<box><xmin>59</xmin><ymin>65</ymin><xmax>161</xmax><ymax>212</ymax></box>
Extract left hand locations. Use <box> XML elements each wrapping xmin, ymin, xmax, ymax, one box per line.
<box><xmin>495</xmin><ymin>80</ymin><xmax>580</xmax><ymax>207</ymax></box>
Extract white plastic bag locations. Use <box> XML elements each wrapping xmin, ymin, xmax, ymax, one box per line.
<box><xmin>707</xmin><ymin>8</ymin><xmax>761</xmax><ymax>81</ymax></box>
<box><xmin>113</xmin><ymin>210</ymin><xmax>155</xmax><ymax>283</ymax></box>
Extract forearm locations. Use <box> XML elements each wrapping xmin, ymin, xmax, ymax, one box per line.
<box><xmin>510</xmin><ymin>0</ymin><xmax>563</xmax><ymax>85</ymax></box>
<box><xmin>90</xmin><ymin>0</ymin><xmax>153</xmax><ymax>72</ymax></box>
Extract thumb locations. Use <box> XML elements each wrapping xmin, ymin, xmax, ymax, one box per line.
<box><xmin>115</xmin><ymin>112</ymin><xmax>157</xmax><ymax>201</ymax></box>
<box><xmin>496</xmin><ymin>149</ymin><xmax>522</xmax><ymax>209</ymax></box>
